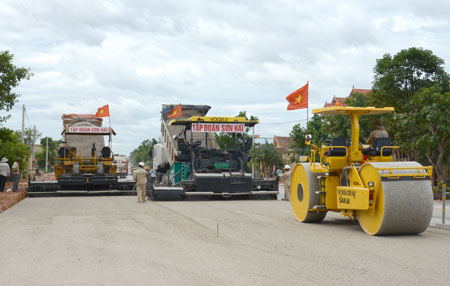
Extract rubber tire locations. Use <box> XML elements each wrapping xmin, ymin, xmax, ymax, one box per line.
<box><xmin>291</xmin><ymin>163</ymin><xmax>327</xmax><ymax>223</ymax></box>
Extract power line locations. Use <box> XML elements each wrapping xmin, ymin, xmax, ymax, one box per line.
<box><xmin>260</xmin><ymin>119</ymin><xmax>307</xmax><ymax>125</ymax></box>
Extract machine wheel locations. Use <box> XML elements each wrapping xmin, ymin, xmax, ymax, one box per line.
<box><xmin>357</xmin><ymin>162</ymin><xmax>433</xmax><ymax>235</ymax></box>
<box><xmin>291</xmin><ymin>163</ymin><xmax>327</xmax><ymax>222</ymax></box>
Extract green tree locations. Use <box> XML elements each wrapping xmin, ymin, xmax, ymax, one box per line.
<box><xmin>35</xmin><ymin>137</ymin><xmax>61</xmax><ymax>172</ymax></box>
<box><xmin>130</xmin><ymin>138</ymin><xmax>158</xmax><ymax>166</ymax></box>
<box><xmin>290</xmin><ymin>114</ymin><xmax>329</xmax><ymax>156</ymax></box>
<box><xmin>250</xmin><ymin>141</ymin><xmax>283</xmax><ymax>177</ymax></box>
<box><xmin>15</xmin><ymin>127</ymin><xmax>42</xmax><ymax>146</ymax></box>
<box><xmin>410</xmin><ymin>86</ymin><xmax>450</xmax><ymax>183</ymax></box>
<box><xmin>371</xmin><ymin>47</ymin><xmax>450</xmax><ymax>183</ymax></box>
<box><xmin>372</xmin><ymin>47</ymin><xmax>450</xmax><ymax>111</ymax></box>
<box><xmin>0</xmin><ymin>50</ymin><xmax>33</xmax><ymax>124</ymax></box>
<box><xmin>215</xmin><ymin>111</ymin><xmax>258</xmax><ymax>149</ymax></box>
<box><xmin>0</xmin><ymin>128</ymin><xmax>29</xmax><ymax>173</ymax></box>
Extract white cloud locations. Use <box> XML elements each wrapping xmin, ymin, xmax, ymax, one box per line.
<box><xmin>1</xmin><ymin>0</ymin><xmax>450</xmax><ymax>154</ymax></box>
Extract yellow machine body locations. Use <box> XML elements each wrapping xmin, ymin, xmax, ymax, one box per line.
<box><xmin>54</xmin><ymin>126</ymin><xmax>117</xmax><ymax>181</ymax></box>
<box><xmin>291</xmin><ymin>106</ymin><xmax>434</xmax><ymax>235</ymax></box>
<box><xmin>54</xmin><ymin>154</ymin><xmax>117</xmax><ymax>180</ymax></box>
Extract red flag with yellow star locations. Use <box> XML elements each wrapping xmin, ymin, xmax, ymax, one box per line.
<box><xmin>95</xmin><ymin>104</ymin><xmax>110</xmax><ymax>117</ymax></box>
<box><xmin>286</xmin><ymin>82</ymin><xmax>308</xmax><ymax>110</ymax></box>
<box><xmin>167</xmin><ymin>104</ymin><xmax>182</xmax><ymax>118</ymax></box>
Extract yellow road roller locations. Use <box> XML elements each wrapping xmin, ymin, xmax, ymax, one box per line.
<box><xmin>291</xmin><ymin>106</ymin><xmax>433</xmax><ymax>235</ymax></box>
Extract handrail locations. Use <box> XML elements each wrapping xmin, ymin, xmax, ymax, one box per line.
<box><xmin>161</xmin><ymin>119</ymin><xmax>179</xmax><ymax>166</ymax></box>
<box><xmin>379</xmin><ymin>146</ymin><xmax>400</xmax><ymax>158</ymax></box>
<box><xmin>168</xmin><ymin>164</ymin><xmax>190</xmax><ymax>185</ymax></box>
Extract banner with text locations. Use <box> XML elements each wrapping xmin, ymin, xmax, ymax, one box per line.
<box><xmin>68</xmin><ymin>127</ymin><xmax>111</xmax><ymax>134</ymax></box>
<box><xmin>192</xmin><ymin>123</ymin><xmax>245</xmax><ymax>133</ymax></box>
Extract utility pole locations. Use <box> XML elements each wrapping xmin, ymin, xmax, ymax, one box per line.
<box><xmin>45</xmin><ymin>137</ymin><xmax>49</xmax><ymax>172</ymax></box>
<box><xmin>21</xmin><ymin>104</ymin><xmax>25</xmax><ymax>143</ymax></box>
<box><xmin>32</xmin><ymin>125</ymin><xmax>37</xmax><ymax>166</ymax></box>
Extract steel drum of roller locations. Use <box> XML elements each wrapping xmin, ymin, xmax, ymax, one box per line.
<box><xmin>291</xmin><ymin>163</ymin><xmax>327</xmax><ymax>223</ymax></box>
<box><xmin>357</xmin><ymin>162</ymin><xmax>433</xmax><ymax>235</ymax></box>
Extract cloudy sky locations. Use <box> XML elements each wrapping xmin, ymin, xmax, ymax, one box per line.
<box><xmin>2</xmin><ymin>0</ymin><xmax>450</xmax><ymax>155</ymax></box>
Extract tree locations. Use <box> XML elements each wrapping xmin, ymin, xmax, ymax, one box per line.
<box><xmin>372</xmin><ymin>47</ymin><xmax>450</xmax><ymax>112</ymax></box>
<box><xmin>215</xmin><ymin>111</ymin><xmax>258</xmax><ymax>149</ymax></box>
<box><xmin>250</xmin><ymin>142</ymin><xmax>283</xmax><ymax>178</ymax></box>
<box><xmin>410</xmin><ymin>86</ymin><xmax>450</xmax><ymax>183</ymax></box>
<box><xmin>35</xmin><ymin>137</ymin><xmax>61</xmax><ymax>172</ymax></box>
<box><xmin>0</xmin><ymin>128</ymin><xmax>29</xmax><ymax>173</ymax></box>
<box><xmin>0</xmin><ymin>50</ymin><xmax>33</xmax><ymax>124</ymax></box>
<box><xmin>130</xmin><ymin>138</ymin><xmax>158</xmax><ymax>166</ymax></box>
<box><xmin>290</xmin><ymin>114</ymin><xmax>329</xmax><ymax>157</ymax></box>
<box><xmin>371</xmin><ymin>47</ymin><xmax>450</xmax><ymax>183</ymax></box>
<box><xmin>15</xmin><ymin>127</ymin><xmax>42</xmax><ymax>146</ymax></box>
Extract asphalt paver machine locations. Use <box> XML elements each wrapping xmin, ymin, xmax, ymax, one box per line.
<box><xmin>150</xmin><ymin>114</ymin><xmax>279</xmax><ymax>200</ymax></box>
<box><xmin>28</xmin><ymin>123</ymin><xmax>135</xmax><ymax>195</ymax></box>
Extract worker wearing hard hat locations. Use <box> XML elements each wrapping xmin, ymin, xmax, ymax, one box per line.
<box><xmin>133</xmin><ymin>162</ymin><xmax>148</xmax><ymax>203</ymax></box>
<box><xmin>279</xmin><ymin>164</ymin><xmax>292</xmax><ymax>201</ymax></box>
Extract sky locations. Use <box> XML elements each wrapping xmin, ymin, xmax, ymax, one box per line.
<box><xmin>1</xmin><ymin>0</ymin><xmax>450</xmax><ymax>155</ymax></box>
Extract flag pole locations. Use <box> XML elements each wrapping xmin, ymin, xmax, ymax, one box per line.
<box><xmin>108</xmin><ymin>105</ymin><xmax>112</xmax><ymax>150</ymax></box>
<box><xmin>306</xmin><ymin>81</ymin><xmax>309</xmax><ymax>128</ymax></box>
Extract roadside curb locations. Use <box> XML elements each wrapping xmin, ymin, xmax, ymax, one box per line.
<box><xmin>430</xmin><ymin>224</ymin><xmax>450</xmax><ymax>231</ymax></box>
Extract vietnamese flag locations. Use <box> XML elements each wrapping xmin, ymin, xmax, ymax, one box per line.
<box><xmin>167</xmin><ymin>104</ymin><xmax>182</xmax><ymax>118</ymax></box>
<box><xmin>95</xmin><ymin>104</ymin><xmax>110</xmax><ymax>117</ymax></box>
<box><xmin>286</xmin><ymin>82</ymin><xmax>308</xmax><ymax>110</ymax></box>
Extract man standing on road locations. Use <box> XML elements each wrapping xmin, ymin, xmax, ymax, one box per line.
<box><xmin>280</xmin><ymin>165</ymin><xmax>292</xmax><ymax>201</ymax></box>
<box><xmin>0</xmin><ymin>157</ymin><xmax>10</xmax><ymax>192</ymax></box>
<box><xmin>12</xmin><ymin>158</ymin><xmax>21</xmax><ymax>192</ymax></box>
<box><xmin>133</xmin><ymin>162</ymin><xmax>148</xmax><ymax>203</ymax></box>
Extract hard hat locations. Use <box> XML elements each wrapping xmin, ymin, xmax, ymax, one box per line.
<box><xmin>284</xmin><ymin>165</ymin><xmax>290</xmax><ymax>170</ymax></box>
<box><xmin>139</xmin><ymin>162</ymin><xmax>145</xmax><ymax>167</ymax></box>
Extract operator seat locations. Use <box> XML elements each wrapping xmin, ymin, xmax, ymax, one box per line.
<box><xmin>366</xmin><ymin>137</ymin><xmax>393</xmax><ymax>156</ymax></box>
<box><xmin>324</xmin><ymin>137</ymin><xmax>347</xmax><ymax>156</ymax></box>
<box><xmin>101</xmin><ymin>147</ymin><xmax>111</xmax><ymax>158</ymax></box>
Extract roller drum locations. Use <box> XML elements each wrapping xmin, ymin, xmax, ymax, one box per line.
<box><xmin>358</xmin><ymin>162</ymin><xmax>433</xmax><ymax>235</ymax></box>
<box><xmin>291</xmin><ymin>163</ymin><xmax>327</xmax><ymax>222</ymax></box>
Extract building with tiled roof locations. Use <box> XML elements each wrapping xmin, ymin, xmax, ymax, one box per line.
<box><xmin>324</xmin><ymin>86</ymin><xmax>371</xmax><ymax>107</ymax></box>
<box><xmin>273</xmin><ymin>136</ymin><xmax>294</xmax><ymax>162</ymax></box>
<box><xmin>349</xmin><ymin>87</ymin><xmax>371</xmax><ymax>97</ymax></box>
<box><xmin>324</xmin><ymin>96</ymin><xmax>348</xmax><ymax>107</ymax></box>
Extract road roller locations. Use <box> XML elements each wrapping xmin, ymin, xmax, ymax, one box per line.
<box><xmin>291</xmin><ymin>106</ymin><xmax>433</xmax><ymax>235</ymax></box>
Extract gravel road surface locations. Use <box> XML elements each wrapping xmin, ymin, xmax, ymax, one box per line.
<box><xmin>0</xmin><ymin>196</ymin><xmax>448</xmax><ymax>286</ymax></box>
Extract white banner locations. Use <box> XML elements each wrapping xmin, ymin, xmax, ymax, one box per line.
<box><xmin>192</xmin><ymin>123</ymin><xmax>244</xmax><ymax>133</ymax></box>
<box><xmin>68</xmin><ymin>126</ymin><xmax>110</xmax><ymax>134</ymax></box>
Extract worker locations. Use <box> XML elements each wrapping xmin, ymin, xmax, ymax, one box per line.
<box><xmin>91</xmin><ymin>143</ymin><xmax>96</xmax><ymax>156</ymax></box>
<box><xmin>363</xmin><ymin>120</ymin><xmax>389</xmax><ymax>155</ymax></box>
<box><xmin>0</xmin><ymin>157</ymin><xmax>10</xmax><ymax>192</ymax></box>
<box><xmin>366</xmin><ymin>120</ymin><xmax>388</xmax><ymax>145</ymax></box>
<box><xmin>133</xmin><ymin>162</ymin><xmax>148</xmax><ymax>203</ymax></box>
<box><xmin>12</xmin><ymin>157</ymin><xmax>21</xmax><ymax>192</ymax></box>
<box><xmin>280</xmin><ymin>165</ymin><xmax>292</xmax><ymax>201</ymax></box>
<box><xmin>58</xmin><ymin>140</ymin><xmax>70</xmax><ymax>158</ymax></box>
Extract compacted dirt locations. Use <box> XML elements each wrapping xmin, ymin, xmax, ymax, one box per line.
<box><xmin>0</xmin><ymin>180</ymin><xmax>27</xmax><ymax>212</ymax></box>
<box><xmin>0</xmin><ymin>197</ymin><xmax>449</xmax><ymax>286</ymax></box>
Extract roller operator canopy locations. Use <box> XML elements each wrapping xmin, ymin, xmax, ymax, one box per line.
<box><xmin>168</xmin><ymin>116</ymin><xmax>259</xmax><ymax>127</ymax></box>
<box><xmin>313</xmin><ymin>106</ymin><xmax>395</xmax><ymax>116</ymax></box>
